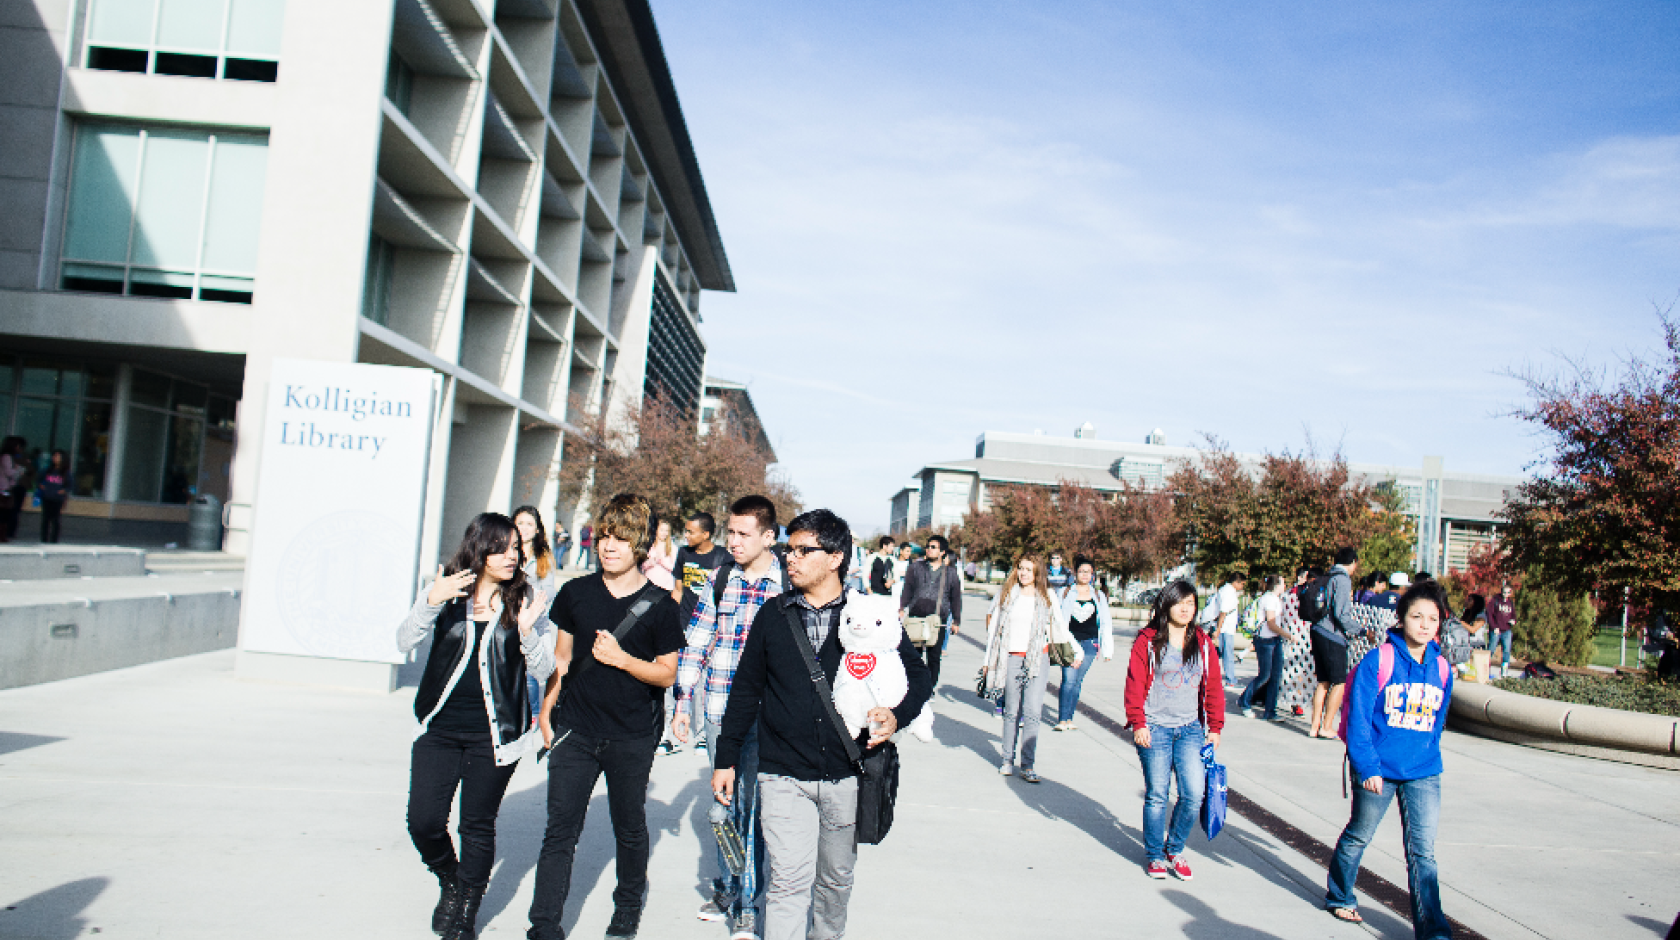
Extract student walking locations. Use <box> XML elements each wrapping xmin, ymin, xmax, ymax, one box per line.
<box><xmin>1207</xmin><ymin>572</ymin><xmax>1246</xmax><ymax>691</ymax></box>
<box><xmin>674</xmin><ymin>511</ymin><xmax>730</xmax><ymax>605</ymax></box>
<box><xmin>578</xmin><ymin>524</ymin><xmax>594</xmax><ymax>569</ymax></box>
<box><xmin>514</xmin><ymin>505</ymin><xmax>560</xmax><ymax>724</ymax></box>
<box><xmin>1325</xmin><ymin>580</ymin><xmax>1456</xmax><ymax>938</ymax></box>
<box><xmin>1309</xmin><ymin>549</ymin><xmax>1361</xmax><ymax>739</ymax></box>
<box><xmin>1123</xmin><ymin>579</ymin><xmax>1224</xmax><ymax>880</ymax></box>
<box><xmin>898</xmin><ymin>534</ymin><xmax>963</xmax><ymax>688</ymax></box>
<box><xmin>35</xmin><ymin>449</ymin><xmax>70</xmax><ymax>544</ymax></box>
<box><xmin>1045</xmin><ymin>552</ymin><xmax>1070</xmax><ymax>591</ymax></box>
<box><xmin>672</xmin><ymin>496</ymin><xmax>784</xmax><ymax>940</ymax></box>
<box><xmin>642</xmin><ymin>518</ymin><xmax>679</xmax><ymax>591</ymax></box>
<box><xmin>1237</xmin><ymin>576</ymin><xmax>1290</xmax><ymax>720</ymax></box>
<box><xmin>981</xmin><ymin>554</ymin><xmax>1077</xmax><ymax>784</ymax></box>
<box><xmin>1486</xmin><ymin>583</ymin><xmax>1516</xmax><ymax>679</ymax></box>
<box><xmin>528</xmin><ymin>495</ymin><xmax>686</xmax><ymax>940</ymax></box>
<box><xmin>888</xmin><ymin>542</ymin><xmax>912</xmax><ymax>604</ymax></box>
<box><xmin>0</xmin><ymin>437</ymin><xmax>26</xmax><ymax>542</ymax></box>
<box><xmin>711</xmin><ymin>509</ymin><xmax>932</xmax><ymax>940</ymax></box>
<box><xmin>1053</xmin><ymin>556</ymin><xmax>1113</xmax><ymax>731</ymax></box>
<box><xmin>396</xmin><ymin>513</ymin><xmax>554</xmax><ymax>940</ymax></box>
<box><xmin>867</xmin><ymin>536</ymin><xmax>895</xmax><ymax>595</ymax></box>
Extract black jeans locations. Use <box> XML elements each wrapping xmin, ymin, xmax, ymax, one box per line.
<box><xmin>407</xmin><ymin>728</ymin><xmax>518</xmax><ymax>887</ymax></box>
<box><xmin>40</xmin><ymin>499</ymin><xmax>63</xmax><ymax>543</ymax></box>
<box><xmin>527</xmin><ymin>728</ymin><xmax>658</xmax><ymax>938</ymax></box>
<box><xmin>922</xmin><ymin>627</ymin><xmax>945</xmax><ymax>688</ymax></box>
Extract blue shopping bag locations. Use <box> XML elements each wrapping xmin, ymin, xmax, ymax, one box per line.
<box><xmin>1200</xmin><ymin>741</ymin><xmax>1227</xmax><ymax>841</ymax></box>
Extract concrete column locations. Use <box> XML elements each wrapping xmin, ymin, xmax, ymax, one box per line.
<box><xmin>104</xmin><ymin>364</ymin><xmax>131</xmax><ymax>501</ymax></box>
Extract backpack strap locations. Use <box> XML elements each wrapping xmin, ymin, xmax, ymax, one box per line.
<box><xmin>781</xmin><ymin>603</ymin><xmax>864</xmax><ymax>772</ymax></box>
<box><xmin>567</xmin><ymin>581</ymin><xmax>661</xmax><ymax>687</ymax></box>
<box><xmin>1376</xmin><ymin>643</ymin><xmax>1395</xmax><ymax>690</ymax></box>
<box><xmin>711</xmin><ymin>560</ymin><xmax>737</xmax><ymax>610</ymax></box>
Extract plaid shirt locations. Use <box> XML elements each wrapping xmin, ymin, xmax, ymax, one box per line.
<box><xmin>676</xmin><ymin>557</ymin><xmax>785</xmax><ymax>725</ymax></box>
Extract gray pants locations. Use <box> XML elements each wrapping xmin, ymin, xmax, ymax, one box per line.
<box><xmin>759</xmin><ymin>774</ymin><xmax>858</xmax><ymax>940</ymax></box>
<box><xmin>1002</xmin><ymin>653</ymin><xmax>1049</xmax><ymax>770</ymax></box>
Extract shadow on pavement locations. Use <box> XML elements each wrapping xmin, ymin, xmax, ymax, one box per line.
<box><xmin>0</xmin><ymin>732</ymin><xmax>65</xmax><ymax>757</ymax></box>
<box><xmin>1627</xmin><ymin>913</ymin><xmax>1674</xmax><ymax>936</ymax></box>
<box><xmin>1162</xmin><ymin>889</ymin><xmax>1293</xmax><ymax>940</ymax></box>
<box><xmin>1</xmin><ymin>877</ymin><xmax>109</xmax><ymax>940</ymax></box>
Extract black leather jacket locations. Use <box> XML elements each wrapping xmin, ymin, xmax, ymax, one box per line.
<box><xmin>397</xmin><ymin>594</ymin><xmax>555</xmax><ymax>765</ymax></box>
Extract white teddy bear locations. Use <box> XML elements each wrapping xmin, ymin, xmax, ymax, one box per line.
<box><xmin>832</xmin><ymin>591</ymin><xmax>935</xmax><ymax>744</ymax></box>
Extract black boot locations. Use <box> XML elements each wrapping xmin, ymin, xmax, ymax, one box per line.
<box><xmin>604</xmin><ymin>907</ymin><xmax>640</xmax><ymax>939</ymax></box>
<box><xmin>430</xmin><ymin>864</ymin><xmax>462</xmax><ymax>935</ymax></box>
<box><xmin>441</xmin><ymin>878</ymin><xmax>485</xmax><ymax>940</ymax></box>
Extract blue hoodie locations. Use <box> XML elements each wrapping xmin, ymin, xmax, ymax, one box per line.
<box><xmin>1345</xmin><ymin>629</ymin><xmax>1453</xmax><ymax>782</ymax></box>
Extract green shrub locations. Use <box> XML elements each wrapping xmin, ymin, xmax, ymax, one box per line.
<box><xmin>1492</xmin><ymin>674</ymin><xmax>1680</xmax><ymax>718</ymax></box>
<box><xmin>1514</xmin><ymin>583</ymin><xmax>1596</xmax><ymax>667</ymax></box>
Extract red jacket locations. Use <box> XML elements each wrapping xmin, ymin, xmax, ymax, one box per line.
<box><xmin>1123</xmin><ymin>626</ymin><xmax>1225</xmax><ymax>733</ymax></box>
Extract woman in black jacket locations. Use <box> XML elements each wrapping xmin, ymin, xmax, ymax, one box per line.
<box><xmin>397</xmin><ymin>513</ymin><xmax>554</xmax><ymax>940</ymax></box>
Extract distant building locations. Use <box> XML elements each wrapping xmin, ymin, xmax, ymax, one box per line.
<box><xmin>699</xmin><ymin>376</ymin><xmax>775</xmax><ymax>462</ymax></box>
<box><xmin>893</xmin><ymin>427</ymin><xmax>1525</xmax><ymax>574</ymax></box>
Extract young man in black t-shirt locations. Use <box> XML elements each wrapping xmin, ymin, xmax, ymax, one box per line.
<box><xmin>529</xmin><ymin>494</ymin><xmax>685</xmax><ymax>940</ymax></box>
<box><xmin>673</xmin><ymin>511</ymin><xmax>730</xmax><ymax>606</ymax></box>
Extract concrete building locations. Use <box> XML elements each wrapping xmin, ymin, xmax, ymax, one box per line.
<box><xmin>698</xmin><ymin>375</ymin><xmax>774</xmax><ymax>463</ymax></box>
<box><xmin>893</xmin><ymin>428</ymin><xmax>1525</xmax><ymax>575</ymax></box>
<box><xmin>0</xmin><ymin>0</ymin><xmax>731</xmax><ymax>563</ymax></box>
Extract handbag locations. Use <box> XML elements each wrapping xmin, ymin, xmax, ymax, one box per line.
<box><xmin>782</xmin><ymin>605</ymin><xmax>899</xmax><ymax>845</ymax></box>
<box><xmin>903</xmin><ymin>565</ymin><xmax>948</xmax><ymax>648</ymax></box>
<box><xmin>1199</xmin><ymin>740</ymin><xmax>1227</xmax><ymax>840</ymax></box>
<box><xmin>1049</xmin><ymin>640</ymin><xmax>1080</xmax><ymax>667</ymax></box>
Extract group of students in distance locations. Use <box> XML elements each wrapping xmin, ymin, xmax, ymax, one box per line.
<box><xmin>399</xmin><ymin>490</ymin><xmax>1457</xmax><ymax>940</ymax></box>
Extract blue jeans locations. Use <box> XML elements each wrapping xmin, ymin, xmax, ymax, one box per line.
<box><xmin>1136</xmin><ymin>722</ymin><xmax>1206</xmax><ymax>862</ymax></box>
<box><xmin>705</xmin><ymin>719</ymin><xmax>765</xmax><ymax>919</ymax></box>
<box><xmin>526</xmin><ymin>675</ymin><xmax>543</xmax><ymax>726</ymax></box>
<box><xmin>1489</xmin><ymin>629</ymin><xmax>1512</xmax><ymax>667</ymax></box>
<box><xmin>1056</xmin><ymin>637</ymin><xmax>1101</xmax><ymax>722</ymax></box>
<box><xmin>1218</xmin><ymin>633</ymin><xmax>1236</xmax><ymax>686</ymax></box>
<box><xmin>1327</xmin><ymin>774</ymin><xmax>1451</xmax><ymax>939</ymax></box>
<box><xmin>1237</xmin><ymin>635</ymin><xmax>1284</xmax><ymax>718</ymax></box>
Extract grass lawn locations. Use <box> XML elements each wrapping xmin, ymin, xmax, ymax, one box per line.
<box><xmin>1590</xmin><ymin>627</ymin><xmax>1649</xmax><ymax>669</ymax></box>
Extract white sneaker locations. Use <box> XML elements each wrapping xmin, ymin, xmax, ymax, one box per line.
<box><xmin>1240</xmin><ymin>707</ymin><xmax>1255</xmax><ymax>718</ymax></box>
<box><xmin>999</xmin><ymin>762</ymin><xmax>1014</xmax><ymax>776</ymax></box>
<box><xmin>697</xmin><ymin>899</ymin><xmax>727</xmax><ymax>922</ymax></box>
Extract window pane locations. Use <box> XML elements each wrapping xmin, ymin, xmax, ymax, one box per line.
<box><xmin>64</xmin><ymin>126</ymin><xmax>142</xmax><ymax>265</ymax></box>
<box><xmin>87</xmin><ymin>364</ymin><xmax>117</xmax><ymax>401</ymax></box>
<box><xmin>156</xmin><ymin>0</ymin><xmax>226</xmax><ymax>52</ymax></box>
<box><xmin>131</xmin><ymin>131</ymin><xmax>209</xmax><ymax>270</ymax></box>
<box><xmin>162</xmin><ymin>414</ymin><xmax>204</xmax><ymax>503</ymax></box>
<box><xmin>201</xmin><ymin>136</ymin><xmax>268</xmax><ymax>275</ymax></box>
<box><xmin>0</xmin><ymin>395</ymin><xmax>10</xmax><ymax>436</ymax></box>
<box><xmin>225</xmin><ymin>0</ymin><xmax>284</xmax><ymax>58</ymax></box>
<box><xmin>88</xmin><ymin>0</ymin><xmax>157</xmax><ymax>47</ymax></box>
<box><xmin>119</xmin><ymin>406</ymin><xmax>168</xmax><ymax>501</ymax></box>
<box><xmin>13</xmin><ymin>398</ymin><xmax>75</xmax><ymax>470</ymax></box>
<box><xmin>131</xmin><ymin>370</ymin><xmax>171</xmax><ymax>408</ymax></box>
<box><xmin>76</xmin><ymin>403</ymin><xmax>113</xmax><ymax>498</ymax></box>
<box><xmin>20</xmin><ymin>363</ymin><xmax>61</xmax><ymax>396</ymax></box>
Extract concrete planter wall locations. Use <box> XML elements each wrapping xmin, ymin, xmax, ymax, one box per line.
<box><xmin>1450</xmin><ymin>682</ymin><xmax>1680</xmax><ymax>771</ymax></box>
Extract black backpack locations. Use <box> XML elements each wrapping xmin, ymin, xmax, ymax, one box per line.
<box><xmin>1297</xmin><ymin>575</ymin><xmax>1333</xmax><ymax>623</ymax></box>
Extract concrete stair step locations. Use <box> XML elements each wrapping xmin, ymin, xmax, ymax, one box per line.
<box><xmin>0</xmin><ymin>545</ymin><xmax>148</xmax><ymax>580</ymax></box>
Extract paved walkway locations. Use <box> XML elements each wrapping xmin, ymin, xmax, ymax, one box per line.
<box><xmin>1</xmin><ymin>599</ymin><xmax>1676</xmax><ymax>939</ymax></box>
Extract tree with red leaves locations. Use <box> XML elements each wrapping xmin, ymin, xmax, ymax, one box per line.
<box><xmin>1498</xmin><ymin>310</ymin><xmax>1680</xmax><ymax>611</ymax></box>
<box><xmin>961</xmin><ymin>480</ymin><xmax>1179</xmax><ymax>583</ymax></box>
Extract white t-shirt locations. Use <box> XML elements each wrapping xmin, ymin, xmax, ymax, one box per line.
<box><xmin>1257</xmin><ymin>591</ymin><xmax>1285</xmax><ymax>639</ymax></box>
<box><xmin>1005</xmin><ymin>591</ymin><xmax>1038</xmax><ymax>653</ymax></box>
<box><xmin>1216</xmin><ymin>583</ymin><xmax>1241</xmax><ymax>635</ymax></box>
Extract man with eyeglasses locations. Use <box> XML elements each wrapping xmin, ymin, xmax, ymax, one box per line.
<box><xmin>898</xmin><ymin>534</ymin><xmax>963</xmax><ymax>688</ymax></box>
<box><xmin>712</xmin><ymin>510</ymin><xmax>932</xmax><ymax>940</ymax></box>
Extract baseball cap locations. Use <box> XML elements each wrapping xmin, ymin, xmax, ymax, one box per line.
<box><xmin>1389</xmin><ymin>572</ymin><xmax>1411</xmax><ymax>588</ymax></box>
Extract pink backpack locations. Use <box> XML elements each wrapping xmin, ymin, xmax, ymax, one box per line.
<box><xmin>1337</xmin><ymin>643</ymin><xmax>1450</xmax><ymax>744</ymax></box>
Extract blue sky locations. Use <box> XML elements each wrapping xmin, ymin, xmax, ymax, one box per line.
<box><xmin>650</xmin><ymin>1</ymin><xmax>1680</xmax><ymax>531</ymax></box>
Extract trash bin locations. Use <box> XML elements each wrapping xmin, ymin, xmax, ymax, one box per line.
<box><xmin>188</xmin><ymin>494</ymin><xmax>223</xmax><ymax>551</ymax></box>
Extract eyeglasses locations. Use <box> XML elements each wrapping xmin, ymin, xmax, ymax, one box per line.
<box><xmin>787</xmin><ymin>545</ymin><xmax>830</xmax><ymax>558</ymax></box>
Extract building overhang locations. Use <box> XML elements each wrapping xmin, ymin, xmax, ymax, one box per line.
<box><xmin>576</xmin><ymin>0</ymin><xmax>734</xmax><ymax>292</ymax></box>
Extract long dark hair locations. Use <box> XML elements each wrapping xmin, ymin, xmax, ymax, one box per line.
<box><xmin>512</xmin><ymin>504</ymin><xmax>553</xmax><ymax>579</ymax></box>
<box><xmin>444</xmin><ymin>513</ymin><xmax>531</xmax><ymax>632</ymax></box>
<box><xmin>1145</xmin><ymin>578</ymin><xmax>1203</xmax><ymax>668</ymax></box>
<box><xmin>1462</xmin><ymin>592</ymin><xmax>1487</xmax><ymax>624</ymax></box>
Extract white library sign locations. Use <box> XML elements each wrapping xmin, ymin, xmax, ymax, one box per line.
<box><xmin>242</xmin><ymin>359</ymin><xmax>439</xmax><ymax>664</ymax></box>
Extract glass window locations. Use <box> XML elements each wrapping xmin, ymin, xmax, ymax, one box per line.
<box><xmin>86</xmin><ymin>364</ymin><xmax>117</xmax><ymax>401</ymax></box>
<box><xmin>76</xmin><ymin>404</ymin><xmax>113</xmax><ymax>499</ymax></box>
<box><xmin>119</xmin><ymin>406</ymin><xmax>168</xmax><ymax>501</ymax></box>
<box><xmin>84</xmin><ymin>0</ymin><xmax>285</xmax><ymax>79</ymax></box>
<box><xmin>63</xmin><ymin>126</ymin><xmax>141</xmax><ymax>267</ymax></box>
<box><xmin>61</xmin><ymin>125</ymin><xmax>267</xmax><ymax>304</ymax></box>
<box><xmin>161</xmin><ymin>413</ymin><xmax>204</xmax><ymax>503</ymax></box>
<box><xmin>130</xmin><ymin>369</ymin><xmax>171</xmax><ymax>408</ymax></box>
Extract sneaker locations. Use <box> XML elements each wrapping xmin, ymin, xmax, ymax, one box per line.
<box><xmin>1020</xmin><ymin>768</ymin><xmax>1042</xmax><ymax>784</ymax></box>
<box><xmin>999</xmin><ymin>762</ymin><xmax>1014</xmax><ymax>776</ymax></box>
<box><xmin>1240</xmin><ymin>707</ymin><xmax>1255</xmax><ymax>718</ymax></box>
<box><xmin>1168</xmin><ymin>855</ymin><xmax>1193</xmax><ymax>881</ymax></box>
<box><xmin>606</xmin><ymin>907</ymin><xmax>641</xmax><ymax>939</ymax></box>
<box><xmin>1145</xmin><ymin>860</ymin><xmax>1170</xmax><ymax>879</ymax></box>
<box><xmin>696</xmin><ymin>899</ymin><xmax>727</xmax><ymax>922</ymax></box>
<box><xmin>657</xmin><ymin>740</ymin><xmax>680</xmax><ymax>756</ymax></box>
<box><xmin>728</xmin><ymin>909</ymin><xmax>758</xmax><ymax>940</ymax></box>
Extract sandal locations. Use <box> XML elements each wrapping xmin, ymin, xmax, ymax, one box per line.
<box><xmin>1327</xmin><ymin>907</ymin><xmax>1363</xmax><ymax>923</ymax></box>
<box><xmin>1020</xmin><ymin>768</ymin><xmax>1042</xmax><ymax>784</ymax></box>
